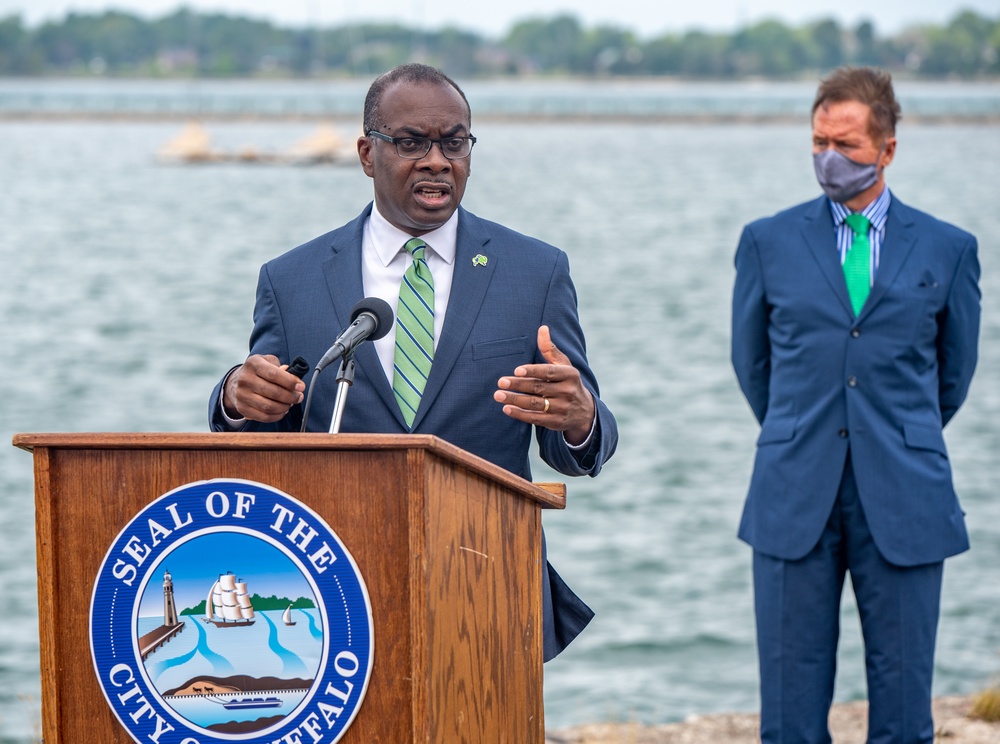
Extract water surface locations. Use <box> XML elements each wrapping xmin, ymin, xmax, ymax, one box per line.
<box><xmin>1</xmin><ymin>96</ymin><xmax>997</xmax><ymax>738</ymax></box>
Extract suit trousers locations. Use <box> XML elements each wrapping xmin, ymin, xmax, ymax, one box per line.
<box><xmin>753</xmin><ymin>453</ymin><xmax>944</xmax><ymax>744</ymax></box>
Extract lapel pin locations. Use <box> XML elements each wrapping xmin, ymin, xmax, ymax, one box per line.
<box><xmin>472</xmin><ymin>254</ymin><xmax>488</xmax><ymax>267</ymax></box>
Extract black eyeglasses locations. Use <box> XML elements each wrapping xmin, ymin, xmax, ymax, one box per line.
<box><xmin>366</xmin><ymin>130</ymin><xmax>476</xmax><ymax>160</ymax></box>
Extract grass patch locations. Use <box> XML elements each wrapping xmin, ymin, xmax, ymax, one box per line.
<box><xmin>969</xmin><ymin>686</ymin><xmax>1000</xmax><ymax>722</ymax></box>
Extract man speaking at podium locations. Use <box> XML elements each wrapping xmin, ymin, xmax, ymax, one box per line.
<box><xmin>209</xmin><ymin>63</ymin><xmax>618</xmax><ymax>661</ymax></box>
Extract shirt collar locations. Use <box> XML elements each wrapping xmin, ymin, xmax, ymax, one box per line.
<box><xmin>368</xmin><ymin>202</ymin><xmax>459</xmax><ymax>267</ymax></box>
<box><xmin>828</xmin><ymin>187</ymin><xmax>892</xmax><ymax>232</ymax></box>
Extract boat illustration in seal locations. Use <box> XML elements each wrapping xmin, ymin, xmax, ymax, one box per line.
<box><xmin>222</xmin><ymin>696</ymin><xmax>282</xmax><ymax>710</ymax></box>
<box><xmin>204</xmin><ymin>572</ymin><xmax>256</xmax><ymax>627</ymax></box>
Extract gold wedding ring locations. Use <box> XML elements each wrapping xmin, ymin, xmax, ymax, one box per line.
<box><xmin>542</xmin><ymin>398</ymin><xmax>550</xmax><ymax>413</ymax></box>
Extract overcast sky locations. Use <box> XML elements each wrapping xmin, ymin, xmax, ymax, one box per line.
<box><xmin>1</xmin><ymin>0</ymin><xmax>997</xmax><ymax>36</ymax></box>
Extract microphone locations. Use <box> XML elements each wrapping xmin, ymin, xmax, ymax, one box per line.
<box><xmin>315</xmin><ymin>297</ymin><xmax>394</xmax><ymax>372</ymax></box>
<box><xmin>286</xmin><ymin>356</ymin><xmax>310</xmax><ymax>379</ymax></box>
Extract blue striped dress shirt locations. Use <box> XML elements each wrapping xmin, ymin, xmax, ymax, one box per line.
<box><xmin>828</xmin><ymin>186</ymin><xmax>891</xmax><ymax>287</ymax></box>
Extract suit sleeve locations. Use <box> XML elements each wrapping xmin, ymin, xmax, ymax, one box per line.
<box><xmin>535</xmin><ymin>251</ymin><xmax>618</xmax><ymax>477</ymax></box>
<box><xmin>938</xmin><ymin>235</ymin><xmax>981</xmax><ymax>427</ymax></box>
<box><xmin>209</xmin><ymin>263</ymin><xmax>301</xmax><ymax>433</ymax></box>
<box><xmin>731</xmin><ymin>225</ymin><xmax>771</xmax><ymax>424</ymax></box>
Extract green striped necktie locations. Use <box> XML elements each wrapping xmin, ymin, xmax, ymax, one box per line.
<box><xmin>392</xmin><ymin>238</ymin><xmax>434</xmax><ymax>427</ymax></box>
<box><xmin>843</xmin><ymin>213</ymin><xmax>872</xmax><ymax>316</ymax></box>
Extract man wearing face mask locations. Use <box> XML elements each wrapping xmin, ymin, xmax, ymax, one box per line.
<box><xmin>731</xmin><ymin>67</ymin><xmax>980</xmax><ymax>743</ymax></box>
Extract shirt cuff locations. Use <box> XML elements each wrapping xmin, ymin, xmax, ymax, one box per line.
<box><xmin>564</xmin><ymin>409</ymin><xmax>597</xmax><ymax>450</ymax></box>
<box><xmin>219</xmin><ymin>367</ymin><xmax>249</xmax><ymax>431</ymax></box>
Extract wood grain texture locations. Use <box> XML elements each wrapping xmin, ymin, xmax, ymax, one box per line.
<box><xmin>12</xmin><ymin>433</ymin><xmax>567</xmax><ymax>509</ymax></box>
<box><xmin>17</xmin><ymin>434</ymin><xmax>553</xmax><ymax>744</ymax></box>
<box><xmin>422</xmin><ymin>455</ymin><xmax>544</xmax><ymax>743</ymax></box>
<box><xmin>32</xmin><ymin>447</ymin><xmax>64</xmax><ymax>743</ymax></box>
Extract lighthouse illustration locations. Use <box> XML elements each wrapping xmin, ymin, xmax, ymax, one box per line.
<box><xmin>138</xmin><ymin>569</ymin><xmax>185</xmax><ymax>660</ymax></box>
<box><xmin>162</xmin><ymin>569</ymin><xmax>179</xmax><ymax>626</ymax></box>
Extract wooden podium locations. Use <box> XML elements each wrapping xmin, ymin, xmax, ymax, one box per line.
<box><xmin>13</xmin><ymin>432</ymin><xmax>565</xmax><ymax>743</ymax></box>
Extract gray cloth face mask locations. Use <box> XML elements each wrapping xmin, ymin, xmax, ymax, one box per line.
<box><xmin>813</xmin><ymin>145</ymin><xmax>884</xmax><ymax>203</ymax></box>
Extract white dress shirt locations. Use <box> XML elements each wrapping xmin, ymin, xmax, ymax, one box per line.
<box><xmin>363</xmin><ymin>203</ymin><xmax>457</xmax><ymax>383</ymax></box>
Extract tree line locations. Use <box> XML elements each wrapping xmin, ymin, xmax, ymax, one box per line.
<box><xmin>0</xmin><ymin>8</ymin><xmax>997</xmax><ymax>79</ymax></box>
<box><xmin>180</xmin><ymin>595</ymin><xmax>316</xmax><ymax>616</ymax></box>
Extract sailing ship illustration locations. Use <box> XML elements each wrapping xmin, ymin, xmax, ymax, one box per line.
<box><xmin>204</xmin><ymin>571</ymin><xmax>256</xmax><ymax>627</ymax></box>
<box><xmin>282</xmin><ymin>604</ymin><xmax>297</xmax><ymax>626</ymax></box>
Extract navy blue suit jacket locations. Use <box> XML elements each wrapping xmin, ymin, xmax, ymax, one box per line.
<box><xmin>211</xmin><ymin>204</ymin><xmax>618</xmax><ymax>658</ymax></box>
<box><xmin>731</xmin><ymin>194</ymin><xmax>980</xmax><ymax>566</ymax></box>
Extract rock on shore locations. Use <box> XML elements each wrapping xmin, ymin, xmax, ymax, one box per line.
<box><xmin>546</xmin><ymin>695</ymin><xmax>999</xmax><ymax>743</ymax></box>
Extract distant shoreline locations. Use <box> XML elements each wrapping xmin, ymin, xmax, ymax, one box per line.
<box><xmin>4</xmin><ymin>76</ymin><xmax>996</xmax><ymax>124</ymax></box>
<box><xmin>2</xmin><ymin>112</ymin><xmax>999</xmax><ymax>125</ymax></box>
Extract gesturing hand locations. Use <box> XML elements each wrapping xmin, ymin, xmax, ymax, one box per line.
<box><xmin>494</xmin><ymin>325</ymin><xmax>595</xmax><ymax>445</ymax></box>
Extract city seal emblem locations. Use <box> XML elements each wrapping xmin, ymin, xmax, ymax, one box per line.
<box><xmin>90</xmin><ymin>478</ymin><xmax>374</xmax><ymax>743</ymax></box>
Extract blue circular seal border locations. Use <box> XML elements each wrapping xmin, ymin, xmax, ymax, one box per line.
<box><xmin>90</xmin><ymin>478</ymin><xmax>374</xmax><ymax>744</ymax></box>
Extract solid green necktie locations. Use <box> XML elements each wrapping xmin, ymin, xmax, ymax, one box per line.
<box><xmin>843</xmin><ymin>213</ymin><xmax>872</xmax><ymax>316</ymax></box>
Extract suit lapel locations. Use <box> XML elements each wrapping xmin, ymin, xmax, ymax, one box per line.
<box><xmin>321</xmin><ymin>204</ymin><xmax>406</xmax><ymax>427</ymax></box>
<box><xmin>411</xmin><ymin>208</ymin><xmax>495</xmax><ymax>430</ymax></box>
<box><xmin>857</xmin><ymin>197</ymin><xmax>917</xmax><ymax>322</ymax></box>
<box><xmin>800</xmin><ymin>196</ymin><xmax>855</xmax><ymax>319</ymax></box>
